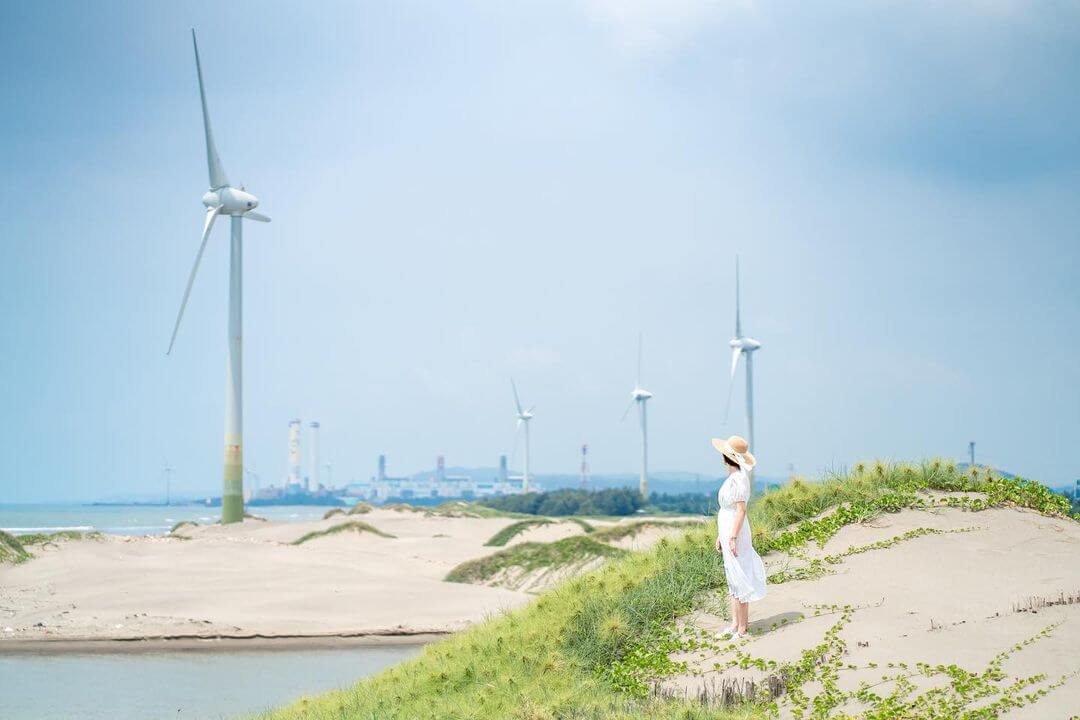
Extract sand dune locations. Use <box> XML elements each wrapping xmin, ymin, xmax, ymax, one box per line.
<box><xmin>0</xmin><ymin>510</ymin><xmax>699</xmax><ymax>647</ymax></box>
<box><xmin>0</xmin><ymin>510</ymin><xmax>529</xmax><ymax>645</ymax></box>
<box><xmin>661</xmin><ymin>505</ymin><xmax>1080</xmax><ymax>717</ymax></box>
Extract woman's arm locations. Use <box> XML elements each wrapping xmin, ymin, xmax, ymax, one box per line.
<box><xmin>727</xmin><ymin>501</ymin><xmax>747</xmax><ymax>557</ymax></box>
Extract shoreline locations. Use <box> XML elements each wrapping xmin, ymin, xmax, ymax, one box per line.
<box><xmin>0</xmin><ymin>629</ymin><xmax>445</xmax><ymax>655</ymax></box>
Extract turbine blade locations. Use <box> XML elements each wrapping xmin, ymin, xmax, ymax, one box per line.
<box><xmin>621</xmin><ymin>397</ymin><xmax>635</xmax><ymax>421</ymax></box>
<box><xmin>730</xmin><ymin>346</ymin><xmax>742</xmax><ymax>379</ymax></box>
<box><xmin>243</xmin><ymin>211</ymin><xmax>270</xmax><ymax>223</ymax></box>
<box><xmin>636</xmin><ymin>332</ymin><xmax>643</xmax><ymax>387</ymax></box>
<box><xmin>527</xmin><ymin>405</ymin><xmax>536</xmax><ymax>415</ymax></box>
<box><xmin>192</xmin><ymin>30</ymin><xmax>229</xmax><ymax>190</ymax></box>
<box><xmin>735</xmin><ymin>255</ymin><xmax>742</xmax><ymax>338</ymax></box>
<box><xmin>511</xmin><ymin>378</ymin><xmax>523</xmax><ymax>415</ymax></box>
<box><xmin>167</xmin><ymin>206</ymin><xmax>220</xmax><ymax>354</ymax></box>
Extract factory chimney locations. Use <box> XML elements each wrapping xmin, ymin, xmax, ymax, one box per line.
<box><xmin>377</xmin><ymin>454</ymin><xmax>387</xmax><ymax>483</ymax></box>
<box><xmin>498</xmin><ymin>455</ymin><xmax>508</xmax><ymax>483</ymax></box>
<box><xmin>436</xmin><ymin>455</ymin><xmax>446</xmax><ymax>483</ymax></box>
<box><xmin>288</xmin><ymin>419</ymin><xmax>302</xmax><ymax>490</ymax></box>
<box><xmin>308</xmin><ymin>421</ymin><xmax>321</xmax><ymax>490</ymax></box>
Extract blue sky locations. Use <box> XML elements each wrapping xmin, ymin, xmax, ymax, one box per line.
<box><xmin>2</xmin><ymin>1</ymin><xmax>1079</xmax><ymax>502</ymax></box>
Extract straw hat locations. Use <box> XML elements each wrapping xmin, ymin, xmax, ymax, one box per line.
<box><xmin>711</xmin><ymin>435</ymin><xmax>756</xmax><ymax>471</ymax></box>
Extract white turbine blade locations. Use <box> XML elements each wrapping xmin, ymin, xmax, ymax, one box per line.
<box><xmin>192</xmin><ymin>30</ymin><xmax>229</xmax><ymax>190</ymax></box>
<box><xmin>621</xmin><ymin>397</ymin><xmax>635</xmax><ymax>421</ymax></box>
<box><xmin>511</xmin><ymin>378</ymin><xmax>523</xmax><ymax>415</ymax></box>
<box><xmin>243</xmin><ymin>211</ymin><xmax>270</xmax><ymax>223</ymax></box>
<box><xmin>527</xmin><ymin>405</ymin><xmax>536</xmax><ymax>416</ymax></box>
<box><xmin>734</xmin><ymin>255</ymin><xmax>742</xmax><ymax>338</ymax></box>
<box><xmin>167</xmin><ymin>206</ymin><xmax>220</xmax><ymax>354</ymax></box>
<box><xmin>636</xmin><ymin>332</ymin><xmax>643</xmax><ymax>387</ymax></box>
<box><xmin>730</xmin><ymin>346</ymin><xmax>742</xmax><ymax>379</ymax></box>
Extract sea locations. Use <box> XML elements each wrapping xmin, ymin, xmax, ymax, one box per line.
<box><xmin>0</xmin><ymin>504</ymin><xmax>423</xmax><ymax>719</ymax></box>
<box><xmin>0</xmin><ymin>503</ymin><xmax>331</xmax><ymax>537</ymax></box>
<box><xmin>0</xmin><ymin>643</ymin><xmax>423</xmax><ymax>720</ymax></box>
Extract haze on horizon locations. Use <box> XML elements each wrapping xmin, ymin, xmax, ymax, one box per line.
<box><xmin>3</xmin><ymin>1</ymin><xmax>1079</xmax><ymax>503</ymax></box>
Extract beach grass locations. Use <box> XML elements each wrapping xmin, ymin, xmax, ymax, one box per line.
<box><xmin>483</xmin><ymin>518</ymin><xmax>552</xmax><ymax>547</ymax></box>
<box><xmin>568</xmin><ymin>516</ymin><xmax>596</xmax><ymax>533</ymax></box>
<box><xmin>347</xmin><ymin>503</ymin><xmax>374</xmax><ymax>515</ymax></box>
<box><xmin>291</xmin><ymin>520</ymin><xmax>395</xmax><ymax>545</ymax></box>
<box><xmin>16</xmin><ymin>530</ymin><xmax>103</xmax><ymax>546</ymax></box>
<box><xmin>591</xmin><ymin>519</ymin><xmax>703</xmax><ymax>543</ymax></box>
<box><xmin>446</xmin><ymin>535</ymin><xmax>626</xmax><ymax>585</ymax></box>
<box><xmin>322</xmin><ymin>508</ymin><xmax>346</xmax><ymax>519</ymax></box>
<box><xmin>255</xmin><ymin>460</ymin><xmax>1072</xmax><ymax>720</ymax></box>
<box><xmin>0</xmin><ymin>530</ymin><xmax>30</xmax><ymax>564</ymax></box>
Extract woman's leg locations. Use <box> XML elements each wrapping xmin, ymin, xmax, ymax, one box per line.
<box><xmin>729</xmin><ymin>594</ymin><xmax>740</xmax><ymax>630</ymax></box>
<box><xmin>737</xmin><ymin>601</ymin><xmax>749</xmax><ymax>633</ymax></box>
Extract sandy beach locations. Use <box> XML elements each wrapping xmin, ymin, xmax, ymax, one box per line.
<box><xmin>0</xmin><ymin>508</ymin><xmax>696</xmax><ymax>648</ymax></box>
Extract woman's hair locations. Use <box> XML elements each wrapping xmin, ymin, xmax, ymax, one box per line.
<box><xmin>722</xmin><ymin>453</ymin><xmax>740</xmax><ymax>470</ymax></box>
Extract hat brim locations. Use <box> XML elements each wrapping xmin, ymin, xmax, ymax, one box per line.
<box><xmin>711</xmin><ymin>438</ymin><xmax>756</xmax><ymax>470</ymax></box>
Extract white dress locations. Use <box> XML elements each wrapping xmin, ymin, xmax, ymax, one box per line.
<box><xmin>717</xmin><ymin>470</ymin><xmax>767</xmax><ymax>602</ymax></box>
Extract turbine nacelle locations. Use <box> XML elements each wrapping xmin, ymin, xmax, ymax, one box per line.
<box><xmin>730</xmin><ymin>336</ymin><xmax>761</xmax><ymax>352</ymax></box>
<box><xmin>632</xmin><ymin>387</ymin><xmax>653</xmax><ymax>401</ymax></box>
<box><xmin>203</xmin><ymin>187</ymin><xmax>260</xmax><ymax>215</ymax></box>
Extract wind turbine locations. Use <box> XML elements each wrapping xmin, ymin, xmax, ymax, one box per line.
<box><xmin>511</xmin><ymin>379</ymin><xmax>535</xmax><ymax>492</ymax></box>
<box><xmin>729</xmin><ymin>257</ymin><xmax>761</xmax><ymax>459</ymax></box>
<box><xmin>166</xmin><ymin>30</ymin><xmax>270</xmax><ymax>524</ymax></box>
<box><xmin>622</xmin><ymin>333</ymin><xmax>653</xmax><ymax>499</ymax></box>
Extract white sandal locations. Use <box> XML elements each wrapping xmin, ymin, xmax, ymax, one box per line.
<box><xmin>716</xmin><ymin>624</ymin><xmax>738</xmax><ymax>640</ymax></box>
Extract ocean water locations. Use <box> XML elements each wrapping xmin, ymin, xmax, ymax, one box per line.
<box><xmin>0</xmin><ymin>643</ymin><xmax>423</xmax><ymax>720</ymax></box>
<box><xmin>0</xmin><ymin>503</ymin><xmax>331</xmax><ymax>537</ymax></box>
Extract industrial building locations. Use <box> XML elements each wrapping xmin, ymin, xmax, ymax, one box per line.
<box><xmin>346</xmin><ymin>454</ymin><xmax>529</xmax><ymax>502</ymax></box>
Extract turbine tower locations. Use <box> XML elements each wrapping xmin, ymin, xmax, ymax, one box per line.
<box><xmin>511</xmin><ymin>379</ymin><xmax>535</xmax><ymax>492</ymax></box>
<box><xmin>729</xmin><ymin>257</ymin><xmax>761</xmax><ymax>459</ymax></box>
<box><xmin>167</xmin><ymin>31</ymin><xmax>270</xmax><ymax>524</ymax></box>
<box><xmin>580</xmin><ymin>443</ymin><xmax>589</xmax><ymax>489</ymax></box>
<box><xmin>623</xmin><ymin>333</ymin><xmax>653</xmax><ymax>499</ymax></box>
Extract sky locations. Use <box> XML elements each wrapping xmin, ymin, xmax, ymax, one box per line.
<box><xmin>2</xmin><ymin>0</ymin><xmax>1079</xmax><ymax>502</ymax></box>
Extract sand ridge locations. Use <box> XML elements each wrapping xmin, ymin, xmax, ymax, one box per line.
<box><xmin>661</xmin><ymin>505</ymin><xmax>1080</xmax><ymax>717</ymax></box>
<box><xmin>0</xmin><ymin>510</ymin><xmax>702</xmax><ymax>646</ymax></box>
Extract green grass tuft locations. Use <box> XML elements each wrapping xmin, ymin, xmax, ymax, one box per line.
<box><xmin>347</xmin><ymin>503</ymin><xmax>374</xmax><ymax>515</ymax></box>
<box><xmin>170</xmin><ymin>520</ymin><xmax>198</xmax><ymax>534</ymax></box>
<box><xmin>591</xmin><ymin>520</ymin><xmax>702</xmax><ymax>543</ymax></box>
<box><xmin>568</xmin><ymin>517</ymin><xmax>596</xmax><ymax>533</ymax></box>
<box><xmin>0</xmin><ymin>530</ymin><xmax>30</xmax><ymax>564</ymax></box>
<box><xmin>291</xmin><ymin>520</ymin><xmax>395</xmax><ymax>545</ymax></box>
<box><xmin>17</xmin><ymin>530</ymin><xmax>103</xmax><ymax>546</ymax></box>
<box><xmin>447</xmin><ymin>535</ymin><xmax>626</xmax><ymax>585</ymax></box>
<box><xmin>483</xmin><ymin>518</ymin><xmax>553</xmax><ymax>547</ymax></box>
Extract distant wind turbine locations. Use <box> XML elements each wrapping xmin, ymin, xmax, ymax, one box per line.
<box><xmin>622</xmin><ymin>333</ymin><xmax>653</xmax><ymax>499</ymax></box>
<box><xmin>728</xmin><ymin>257</ymin><xmax>761</xmax><ymax>459</ymax></box>
<box><xmin>511</xmin><ymin>379</ymin><xmax>535</xmax><ymax>492</ymax></box>
<box><xmin>166</xmin><ymin>31</ymin><xmax>270</xmax><ymax>524</ymax></box>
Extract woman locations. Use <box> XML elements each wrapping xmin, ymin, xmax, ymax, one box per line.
<box><xmin>711</xmin><ymin>435</ymin><xmax>767</xmax><ymax>639</ymax></box>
